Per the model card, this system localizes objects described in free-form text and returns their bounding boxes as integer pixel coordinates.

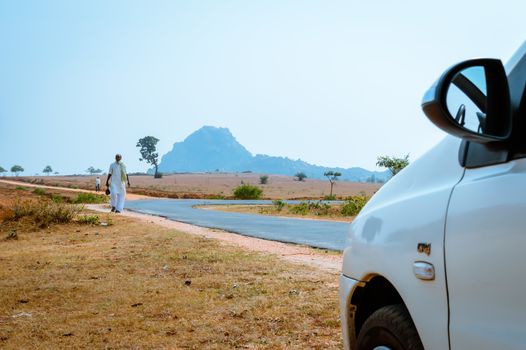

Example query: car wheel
[355,304,424,350]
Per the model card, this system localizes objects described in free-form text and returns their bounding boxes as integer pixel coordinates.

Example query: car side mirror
[421,59,512,143]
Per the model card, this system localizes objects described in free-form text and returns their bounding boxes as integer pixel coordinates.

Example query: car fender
[342,135,464,350]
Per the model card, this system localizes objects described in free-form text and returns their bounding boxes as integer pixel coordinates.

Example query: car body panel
[341,135,465,350]
[446,157,526,349]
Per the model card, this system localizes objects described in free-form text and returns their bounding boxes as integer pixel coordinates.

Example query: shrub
[33,188,46,196]
[288,200,332,216]
[15,186,27,191]
[9,200,82,228]
[154,172,163,179]
[51,195,64,203]
[341,195,369,216]
[11,200,34,220]
[288,201,310,215]
[272,199,286,212]
[73,193,107,204]
[294,172,307,182]
[233,184,263,199]
[34,202,81,227]
[324,194,336,200]
[259,175,269,185]
[314,201,331,216]
[77,214,100,225]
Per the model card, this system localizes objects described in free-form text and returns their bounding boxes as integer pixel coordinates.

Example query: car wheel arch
[349,275,410,342]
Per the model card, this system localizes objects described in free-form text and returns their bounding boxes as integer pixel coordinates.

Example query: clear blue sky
[0,0,524,175]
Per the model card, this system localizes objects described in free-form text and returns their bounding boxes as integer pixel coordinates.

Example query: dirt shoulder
[88,204,342,272]
[0,179,147,200]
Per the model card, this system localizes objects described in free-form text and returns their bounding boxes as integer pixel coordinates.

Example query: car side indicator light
[413,261,435,280]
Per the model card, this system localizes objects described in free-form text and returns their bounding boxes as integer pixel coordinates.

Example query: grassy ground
[200,204,352,222]
[200,197,368,222]
[0,184,342,349]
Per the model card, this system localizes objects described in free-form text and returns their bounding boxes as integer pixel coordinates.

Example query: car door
[445,157,526,349]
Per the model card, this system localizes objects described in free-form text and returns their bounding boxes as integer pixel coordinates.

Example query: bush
[288,201,310,215]
[11,200,34,220]
[294,172,307,182]
[288,200,331,216]
[154,172,163,179]
[315,201,331,215]
[259,175,269,185]
[9,200,82,228]
[324,194,336,200]
[33,188,46,196]
[341,195,368,216]
[73,193,107,204]
[272,199,286,212]
[77,214,100,225]
[34,202,80,227]
[15,186,27,191]
[233,184,263,199]
[51,195,64,203]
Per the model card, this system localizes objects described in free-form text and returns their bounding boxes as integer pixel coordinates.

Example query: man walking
[106,154,130,213]
[95,176,101,192]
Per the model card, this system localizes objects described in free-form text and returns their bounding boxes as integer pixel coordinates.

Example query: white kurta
[109,162,126,211]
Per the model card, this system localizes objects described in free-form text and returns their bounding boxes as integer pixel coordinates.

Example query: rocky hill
[158,126,389,182]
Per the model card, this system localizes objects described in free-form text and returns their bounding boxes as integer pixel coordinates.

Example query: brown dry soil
[14,173,380,200]
[0,182,343,349]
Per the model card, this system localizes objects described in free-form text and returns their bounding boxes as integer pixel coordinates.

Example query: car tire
[354,304,424,350]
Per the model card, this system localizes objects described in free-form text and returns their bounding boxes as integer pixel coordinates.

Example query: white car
[340,41,526,350]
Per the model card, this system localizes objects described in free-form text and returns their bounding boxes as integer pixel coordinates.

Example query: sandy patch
[0,179,147,200]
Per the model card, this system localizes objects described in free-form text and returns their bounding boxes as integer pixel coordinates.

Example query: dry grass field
[0,183,343,349]
[14,173,381,200]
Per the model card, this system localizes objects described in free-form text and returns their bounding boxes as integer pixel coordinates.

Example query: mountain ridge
[158,126,389,182]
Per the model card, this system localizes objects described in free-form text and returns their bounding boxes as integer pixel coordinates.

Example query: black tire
[354,304,424,350]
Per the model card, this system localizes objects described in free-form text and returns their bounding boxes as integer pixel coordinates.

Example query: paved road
[126,199,350,251]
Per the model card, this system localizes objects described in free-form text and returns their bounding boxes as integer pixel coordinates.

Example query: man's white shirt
[108,162,126,194]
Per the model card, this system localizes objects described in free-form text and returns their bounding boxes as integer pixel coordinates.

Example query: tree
[43,165,53,176]
[259,175,269,185]
[11,165,24,176]
[0,166,6,176]
[324,171,342,197]
[295,172,307,182]
[136,136,160,178]
[86,166,103,175]
[376,154,410,176]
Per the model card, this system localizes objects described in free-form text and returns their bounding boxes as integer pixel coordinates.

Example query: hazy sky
[1,0,524,175]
